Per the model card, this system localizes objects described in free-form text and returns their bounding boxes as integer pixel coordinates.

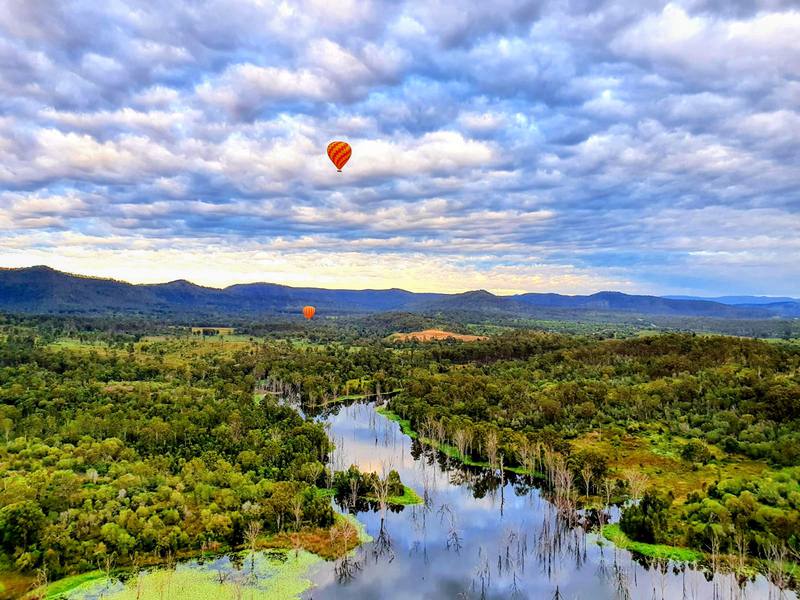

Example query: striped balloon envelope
[302,305,316,320]
[327,141,352,172]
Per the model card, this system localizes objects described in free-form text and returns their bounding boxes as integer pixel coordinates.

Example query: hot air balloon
[327,141,351,172]
[302,306,316,320]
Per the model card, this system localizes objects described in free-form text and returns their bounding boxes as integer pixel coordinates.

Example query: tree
[624,470,649,503]
[0,501,46,551]
[372,471,391,517]
[580,464,593,498]
[101,523,136,556]
[680,439,712,464]
[453,427,472,460]
[620,489,671,544]
[485,430,499,469]
[245,521,261,554]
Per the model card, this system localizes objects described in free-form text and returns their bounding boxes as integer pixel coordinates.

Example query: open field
[389,329,487,342]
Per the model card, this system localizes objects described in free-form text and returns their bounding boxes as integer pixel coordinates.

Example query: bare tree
[291,495,304,531]
[86,468,99,484]
[434,419,446,445]
[100,552,116,579]
[517,439,539,475]
[349,477,359,509]
[34,564,49,598]
[551,455,575,514]
[133,556,144,600]
[245,521,262,554]
[330,520,362,582]
[454,427,472,460]
[734,528,747,575]
[580,464,593,499]
[330,518,356,556]
[423,415,438,442]
[485,430,499,470]
[372,464,393,518]
[624,470,648,502]
[600,478,615,534]
[763,541,789,595]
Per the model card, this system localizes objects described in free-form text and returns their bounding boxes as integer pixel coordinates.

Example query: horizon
[1,2,799,297]
[3,263,797,301]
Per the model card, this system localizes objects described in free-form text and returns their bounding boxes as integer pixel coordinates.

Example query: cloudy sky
[1,0,799,295]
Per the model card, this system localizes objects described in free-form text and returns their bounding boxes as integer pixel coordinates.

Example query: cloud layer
[1,0,798,295]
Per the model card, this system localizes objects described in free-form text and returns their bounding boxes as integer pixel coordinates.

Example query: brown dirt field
[390,329,487,342]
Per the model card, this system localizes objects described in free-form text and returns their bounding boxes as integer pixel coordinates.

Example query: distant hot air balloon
[327,141,351,172]
[302,306,316,320]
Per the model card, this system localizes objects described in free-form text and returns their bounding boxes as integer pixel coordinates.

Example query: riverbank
[378,405,800,587]
[23,514,367,600]
[376,406,543,477]
[377,406,714,568]
[600,524,702,562]
[38,550,322,600]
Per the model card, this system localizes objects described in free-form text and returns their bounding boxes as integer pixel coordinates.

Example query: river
[305,401,793,600]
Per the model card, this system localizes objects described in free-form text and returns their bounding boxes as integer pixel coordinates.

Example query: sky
[0,0,799,296]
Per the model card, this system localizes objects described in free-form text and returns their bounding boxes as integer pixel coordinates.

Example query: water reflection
[305,401,796,600]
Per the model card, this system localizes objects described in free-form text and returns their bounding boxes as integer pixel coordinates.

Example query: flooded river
[305,401,793,600]
[60,400,794,600]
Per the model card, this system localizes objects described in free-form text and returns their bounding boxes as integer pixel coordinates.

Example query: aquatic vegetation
[60,550,321,600]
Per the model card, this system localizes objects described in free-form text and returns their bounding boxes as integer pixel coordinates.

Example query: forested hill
[1,265,797,319]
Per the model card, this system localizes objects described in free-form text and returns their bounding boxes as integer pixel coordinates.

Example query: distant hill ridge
[0,265,797,319]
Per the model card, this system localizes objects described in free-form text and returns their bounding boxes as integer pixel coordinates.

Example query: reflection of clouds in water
[308,403,795,600]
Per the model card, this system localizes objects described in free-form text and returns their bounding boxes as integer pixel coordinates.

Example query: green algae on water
[59,550,321,600]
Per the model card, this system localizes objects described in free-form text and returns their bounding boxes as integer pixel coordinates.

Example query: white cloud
[612,5,800,85]
[0,0,798,296]
[0,236,632,295]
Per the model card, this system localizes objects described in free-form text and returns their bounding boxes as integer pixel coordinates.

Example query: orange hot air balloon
[327,141,351,172]
[302,306,316,320]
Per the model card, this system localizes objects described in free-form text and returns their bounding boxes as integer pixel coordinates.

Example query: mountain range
[1,266,799,320]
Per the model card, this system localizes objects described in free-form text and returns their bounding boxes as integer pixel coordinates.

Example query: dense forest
[0,329,338,595]
[2,317,799,596]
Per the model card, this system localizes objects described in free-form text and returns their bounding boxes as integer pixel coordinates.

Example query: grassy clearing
[570,429,770,502]
[24,570,106,599]
[601,524,703,563]
[389,485,423,505]
[48,338,110,352]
